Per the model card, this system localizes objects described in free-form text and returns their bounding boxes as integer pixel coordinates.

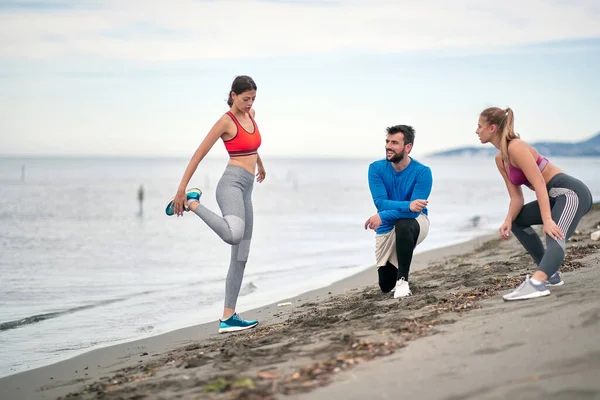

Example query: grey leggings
[192,164,254,309]
[512,173,593,278]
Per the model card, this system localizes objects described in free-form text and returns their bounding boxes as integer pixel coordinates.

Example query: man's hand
[410,199,428,213]
[364,214,382,231]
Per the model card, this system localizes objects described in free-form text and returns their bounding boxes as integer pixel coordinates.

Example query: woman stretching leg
[166,75,266,332]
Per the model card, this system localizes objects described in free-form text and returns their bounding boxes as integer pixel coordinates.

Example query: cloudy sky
[1,0,599,159]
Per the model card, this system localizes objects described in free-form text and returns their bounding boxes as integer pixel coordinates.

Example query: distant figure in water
[137,185,144,216]
[476,107,593,301]
[164,75,265,334]
[470,215,481,228]
[364,125,433,299]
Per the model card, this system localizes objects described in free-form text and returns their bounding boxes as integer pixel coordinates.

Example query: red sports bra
[223,111,262,157]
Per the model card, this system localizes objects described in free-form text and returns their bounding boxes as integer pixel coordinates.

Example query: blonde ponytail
[480,107,520,161]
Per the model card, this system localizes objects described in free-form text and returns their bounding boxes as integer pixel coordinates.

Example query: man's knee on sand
[378,262,397,293]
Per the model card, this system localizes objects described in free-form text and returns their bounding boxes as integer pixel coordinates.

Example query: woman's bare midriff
[523,162,564,190]
[521,145,564,189]
[227,154,258,175]
[541,162,563,185]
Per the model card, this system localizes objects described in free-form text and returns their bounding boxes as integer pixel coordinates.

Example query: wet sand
[2,204,599,400]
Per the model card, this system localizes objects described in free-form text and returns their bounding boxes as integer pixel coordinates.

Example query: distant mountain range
[430,132,600,157]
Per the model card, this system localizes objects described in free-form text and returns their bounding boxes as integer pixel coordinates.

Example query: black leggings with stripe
[512,173,593,278]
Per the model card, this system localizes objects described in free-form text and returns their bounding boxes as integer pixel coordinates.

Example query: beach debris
[283,338,400,387]
[277,302,293,307]
[183,355,211,369]
[257,370,279,380]
[56,220,600,400]
[203,376,256,393]
[591,230,600,241]
[141,352,148,356]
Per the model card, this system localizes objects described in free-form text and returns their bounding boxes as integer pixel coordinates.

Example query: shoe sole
[165,199,175,216]
[218,322,258,334]
[165,189,202,216]
[503,290,551,301]
[165,200,188,216]
[394,292,412,299]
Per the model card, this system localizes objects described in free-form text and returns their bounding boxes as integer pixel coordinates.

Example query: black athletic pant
[511,173,592,278]
[378,218,420,293]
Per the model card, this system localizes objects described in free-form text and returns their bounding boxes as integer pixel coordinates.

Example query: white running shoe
[502,275,550,301]
[394,277,412,299]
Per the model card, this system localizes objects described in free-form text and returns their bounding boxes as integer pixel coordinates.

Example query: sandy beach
[1,204,599,400]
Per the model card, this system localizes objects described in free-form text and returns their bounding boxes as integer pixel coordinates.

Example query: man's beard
[386,150,405,163]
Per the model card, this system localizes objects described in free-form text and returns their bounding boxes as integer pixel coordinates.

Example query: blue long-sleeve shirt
[368,158,433,234]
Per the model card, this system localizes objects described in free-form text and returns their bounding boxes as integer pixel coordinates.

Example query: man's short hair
[386,125,415,146]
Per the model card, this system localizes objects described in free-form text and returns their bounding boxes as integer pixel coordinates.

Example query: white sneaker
[394,277,412,298]
[502,275,550,301]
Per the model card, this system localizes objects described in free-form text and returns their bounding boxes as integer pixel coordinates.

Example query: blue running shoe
[165,188,202,216]
[545,271,564,287]
[218,313,258,333]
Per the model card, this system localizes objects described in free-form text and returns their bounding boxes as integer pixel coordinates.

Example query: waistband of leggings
[223,163,255,179]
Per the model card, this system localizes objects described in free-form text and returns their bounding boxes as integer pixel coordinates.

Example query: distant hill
[430,132,600,157]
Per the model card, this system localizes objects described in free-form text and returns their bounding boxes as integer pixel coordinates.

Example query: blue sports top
[368,158,433,234]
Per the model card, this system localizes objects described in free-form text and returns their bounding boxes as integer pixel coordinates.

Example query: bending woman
[166,75,266,332]
[476,107,592,301]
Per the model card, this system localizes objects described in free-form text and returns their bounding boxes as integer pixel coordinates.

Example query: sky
[0,0,599,159]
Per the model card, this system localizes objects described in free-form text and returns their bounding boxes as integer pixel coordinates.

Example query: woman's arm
[495,152,524,239]
[250,109,265,183]
[495,152,524,222]
[508,141,564,240]
[507,141,550,220]
[173,117,227,216]
[256,153,266,183]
